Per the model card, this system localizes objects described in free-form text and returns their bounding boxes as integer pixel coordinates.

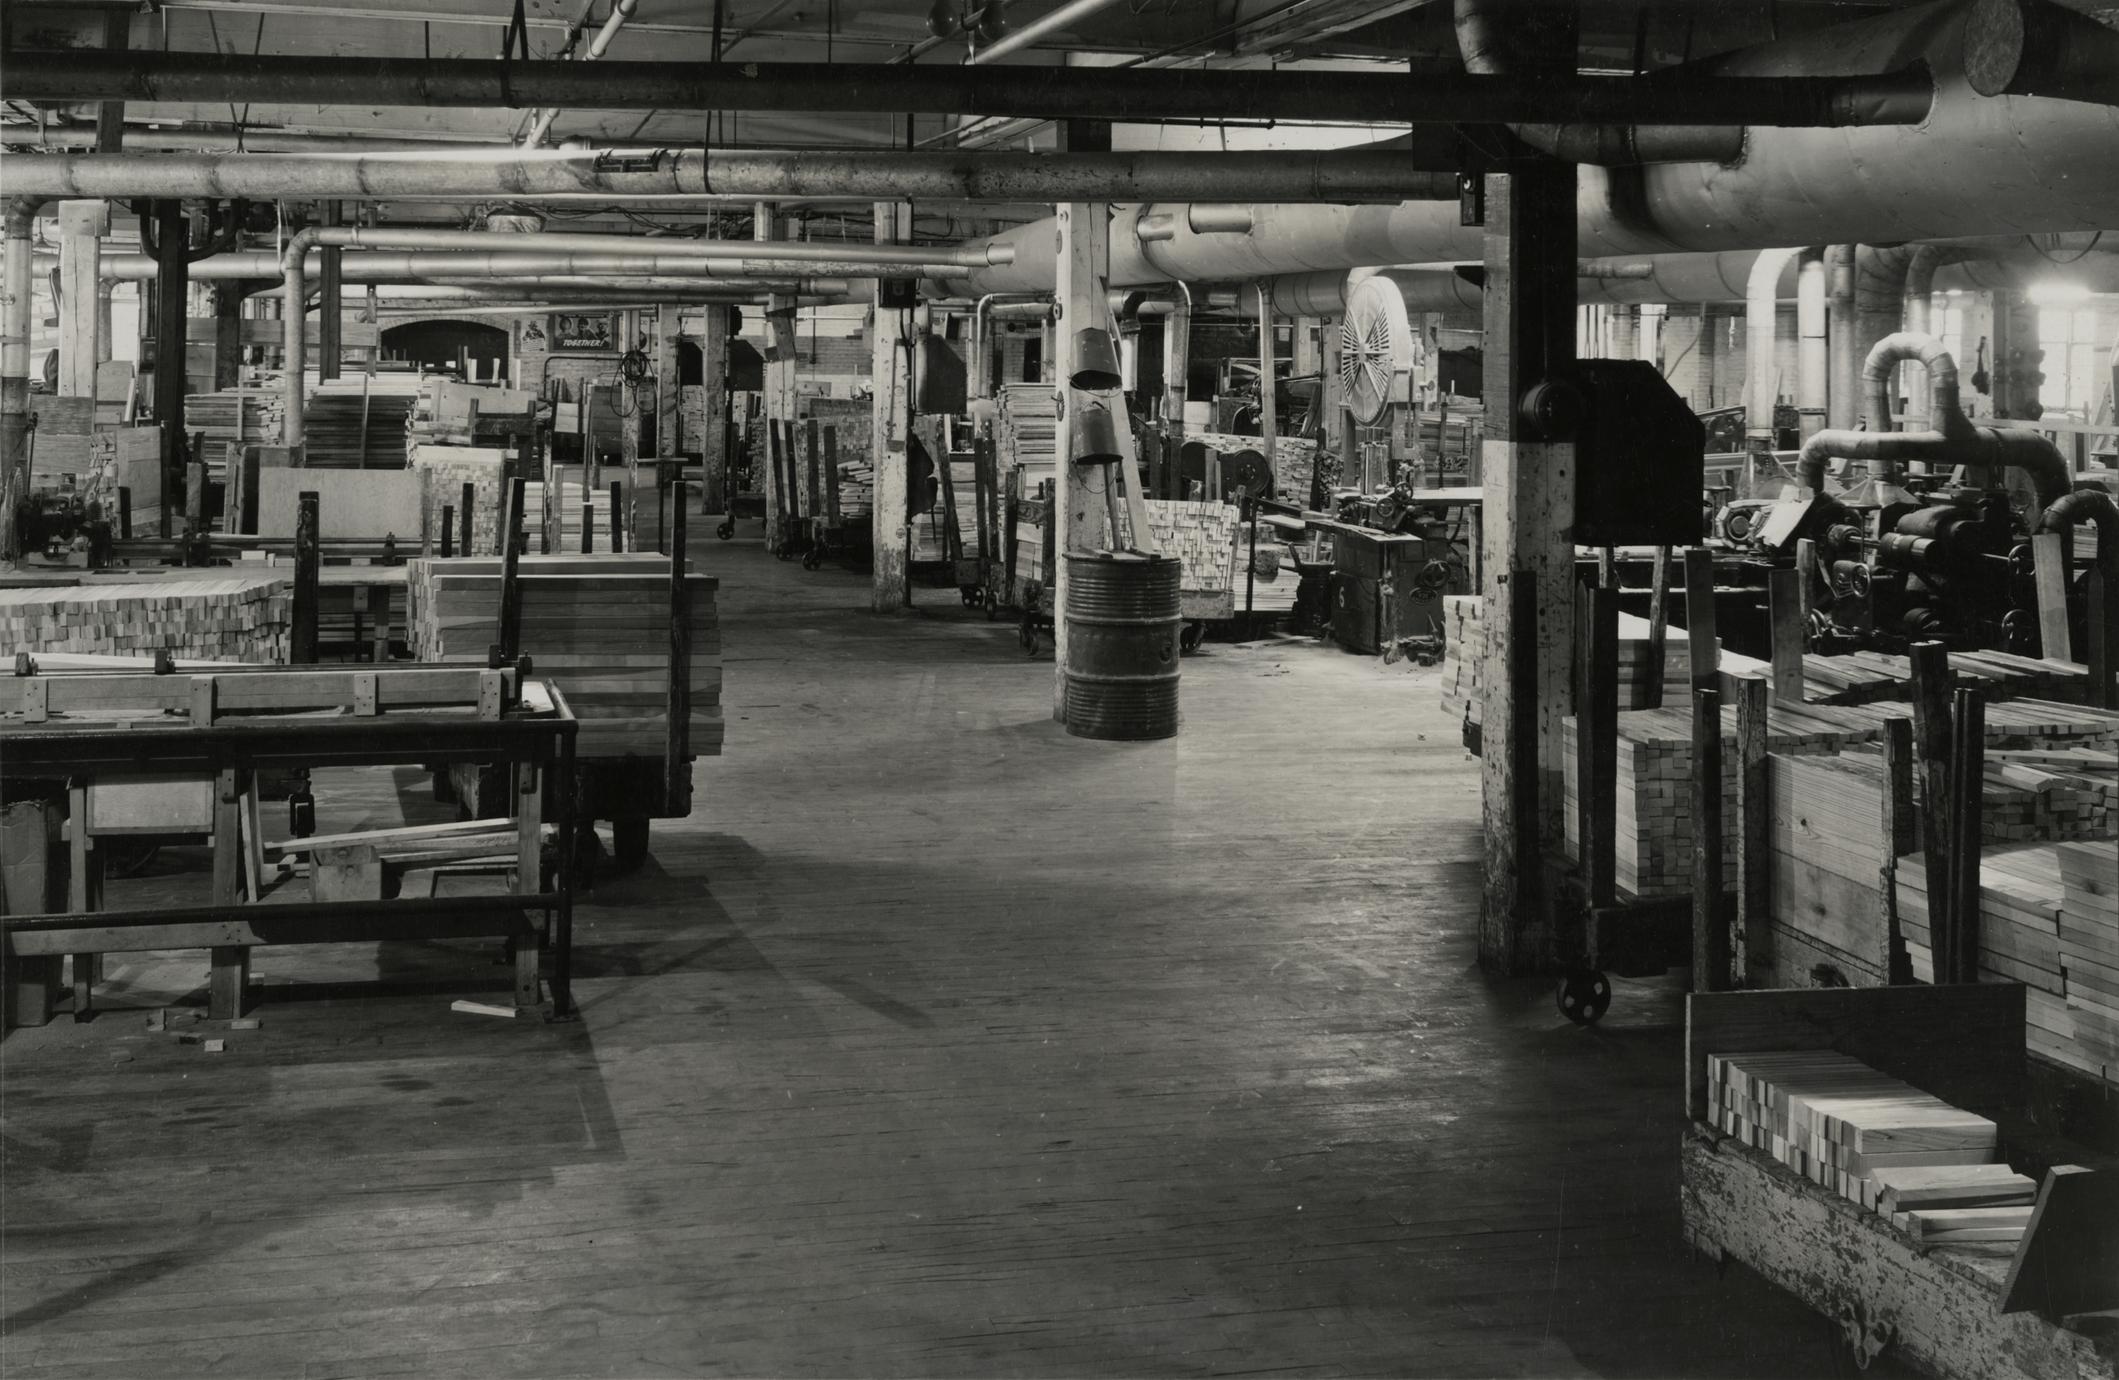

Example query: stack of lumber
[1441,596,1483,726]
[1011,492,1052,586]
[911,452,979,564]
[1404,406,1482,486]
[1805,648,2093,706]
[1189,429,1319,507]
[835,457,874,518]
[408,378,538,450]
[185,385,283,449]
[996,384,1057,492]
[1563,700,1885,898]
[1442,598,1737,729]
[2057,840,2119,1075]
[409,446,508,558]
[1705,1050,2026,1248]
[406,554,723,760]
[0,577,289,662]
[303,375,419,469]
[527,472,620,555]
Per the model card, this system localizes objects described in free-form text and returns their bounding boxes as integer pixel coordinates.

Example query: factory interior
[2,0,2118,1376]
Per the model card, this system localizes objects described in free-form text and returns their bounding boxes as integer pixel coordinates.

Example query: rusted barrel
[1062,552,1182,740]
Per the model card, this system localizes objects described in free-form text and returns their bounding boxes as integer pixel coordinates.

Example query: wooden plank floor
[1,533,1909,1378]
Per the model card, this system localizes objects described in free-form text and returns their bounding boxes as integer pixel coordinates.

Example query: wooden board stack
[1441,598,1731,731]
[406,554,723,761]
[1705,1050,2030,1249]
[1564,700,1884,897]
[184,386,284,449]
[0,577,290,662]
[25,396,95,477]
[996,385,1057,493]
[911,453,980,564]
[1187,429,1320,507]
[1805,647,2092,706]
[1440,596,1484,728]
[409,446,508,558]
[408,378,537,449]
[527,472,620,554]
[303,375,421,469]
[2057,840,2119,1076]
[835,457,874,518]
[1143,500,1240,595]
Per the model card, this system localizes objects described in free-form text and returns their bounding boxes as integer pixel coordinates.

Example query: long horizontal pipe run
[0,149,1452,204]
[2,52,1934,128]
[34,250,962,283]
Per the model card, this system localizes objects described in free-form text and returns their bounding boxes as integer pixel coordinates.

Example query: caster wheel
[961,586,979,609]
[1180,622,1205,654]
[611,817,651,869]
[802,550,822,571]
[716,520,734,541]
[1556,968,1612,1026]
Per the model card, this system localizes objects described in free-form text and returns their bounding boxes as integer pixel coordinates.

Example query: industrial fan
[1338,274,1419,426]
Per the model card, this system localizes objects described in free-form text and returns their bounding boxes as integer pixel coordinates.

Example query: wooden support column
[1734,674,1770,987]
[1476,151,1577,976]
[620,310,644,472]
[871,200,912,612]
[1907,641,1955,976]
[699,303,730,511]
[655,303,680,460]
[57,200,107,400]
[317,201,342,383]
[151,201,189,533]
[1162,290,1191,490]
[1053,123,1114,720]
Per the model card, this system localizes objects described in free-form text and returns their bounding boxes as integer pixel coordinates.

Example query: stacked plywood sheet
[0,577,289,662]
[407,554,722,760]
[409,446,508,558]
[1706,1051,2010,1226]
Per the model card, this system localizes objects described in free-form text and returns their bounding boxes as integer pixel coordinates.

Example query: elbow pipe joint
[2037,487,2119,587]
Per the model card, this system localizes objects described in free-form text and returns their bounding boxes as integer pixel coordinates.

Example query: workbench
[0,661,577,1024]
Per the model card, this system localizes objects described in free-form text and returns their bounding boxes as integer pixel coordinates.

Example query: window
[2037,302,2116,419]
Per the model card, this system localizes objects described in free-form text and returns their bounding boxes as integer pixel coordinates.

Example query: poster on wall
[549,311,617,353]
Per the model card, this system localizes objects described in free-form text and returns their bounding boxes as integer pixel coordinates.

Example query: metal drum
[1061,552,1182,741]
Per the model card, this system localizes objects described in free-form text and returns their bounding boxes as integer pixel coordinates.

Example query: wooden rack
[0,661,578,1024]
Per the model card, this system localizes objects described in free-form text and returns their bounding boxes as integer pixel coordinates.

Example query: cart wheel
[960,585,980,609]
[611,817,651,869]
[716,520,734,541]
[1180,621,1205,654]
[1556,968,1612,1026]
[1020,611,1040,656]
[802,548,823,571]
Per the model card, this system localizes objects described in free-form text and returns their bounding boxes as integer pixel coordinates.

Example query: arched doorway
[380,320,509,378]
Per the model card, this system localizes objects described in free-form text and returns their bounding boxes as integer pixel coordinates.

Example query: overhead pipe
[34,248,981,282]
[949,3,2118,295]
[0,148,1448,206]
[1136,204,1258,242]
[1796,332,2070,501]
[1963,0,2119,105]
[3,52,1935,130]
[1453,0,1749,165]
[1746,248,1803,449]
[965,0,1127,65]
[2036,489,2119,625]
[521,0,644,148]
[2,199,41,565]
[971,292,1050,401]
[1826,244,1859,431]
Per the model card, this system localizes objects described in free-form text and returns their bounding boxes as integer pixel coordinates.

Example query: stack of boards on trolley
[1705,1049,2040,1251]
[407,553,723,761]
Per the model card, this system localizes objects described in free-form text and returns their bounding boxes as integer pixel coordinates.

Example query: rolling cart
[714,420,767,542]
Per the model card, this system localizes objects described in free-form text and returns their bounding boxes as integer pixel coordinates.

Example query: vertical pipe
[318,202,342,383]
[1826,244,1858,434]
[283,258,306,454]
[1796,248,1828,443]
[1,199,41,565]
[1163,283,1192,474]
[1255,282,1278,467]
[1744,248,1799,451]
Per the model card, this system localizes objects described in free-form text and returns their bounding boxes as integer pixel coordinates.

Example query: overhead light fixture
[926,1,960,38]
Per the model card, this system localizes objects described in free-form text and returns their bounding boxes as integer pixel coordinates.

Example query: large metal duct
[947,2,2119,294]
[1453,0,1747,165]
[1796,332,2070,499]
[1827,245,1859,431]
[1746,249,1803,448]
[1797,249,1830,441]
[5,53,1930,131]
[0,148,1451,205]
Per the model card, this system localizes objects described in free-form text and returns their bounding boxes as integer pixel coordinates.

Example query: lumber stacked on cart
[836,457,874,517]
[1804,648,2093,706]
[1704,1050,2032,1248]
[0,577,289,662]
[1189,429,1320,507]
[409,446,508,558]
[1445,598,1725,730]
[1144,500,1239,595]
[408,379,537,449]
[996,385,1057,492]
[407,554,722,760]
[527,471,620,554]
[25,396,95,476]
[2056,840,2119,1075]
[911,452,979,564]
